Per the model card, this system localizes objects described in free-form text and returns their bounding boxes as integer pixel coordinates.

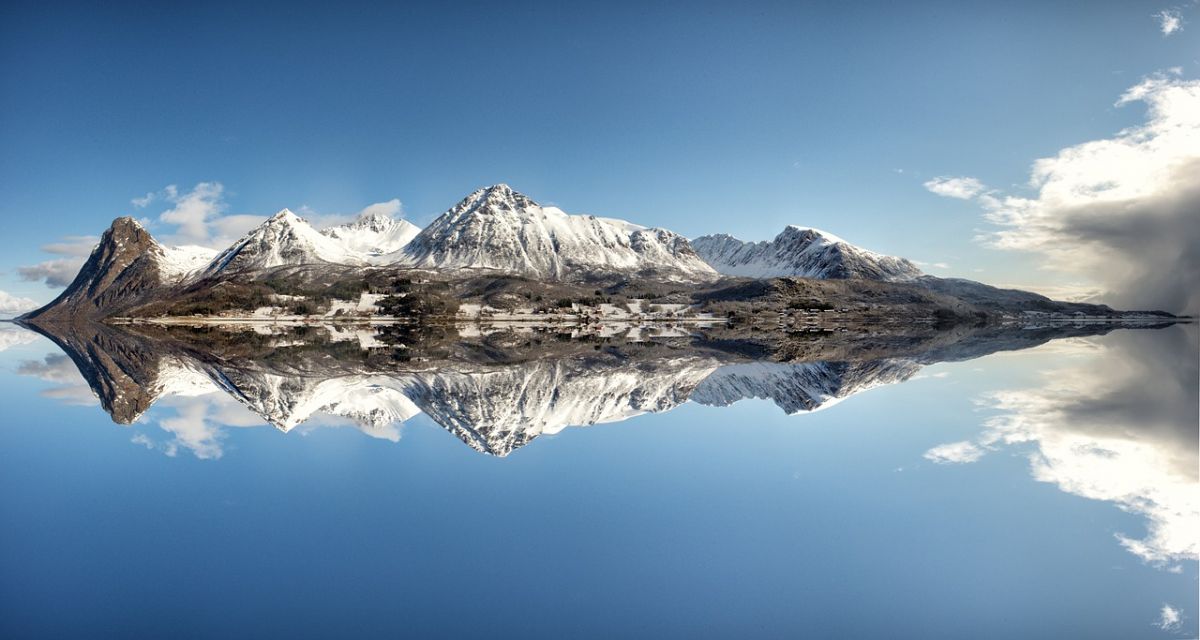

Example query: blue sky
[1,0,1197,309]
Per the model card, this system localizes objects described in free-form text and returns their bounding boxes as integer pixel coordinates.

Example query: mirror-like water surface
[0,321,1195,638]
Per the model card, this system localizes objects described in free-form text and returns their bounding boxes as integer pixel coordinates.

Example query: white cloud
[157,182,228,246]
[1154,9,1183,35]
[924,176,986,199]
[0,290,39,315]
[935,72,1200,314]
[131,191,156,208]
[357,198,402,219]
[1156,603,1182,631]
[923,441,985,464]
[154,398,229,459]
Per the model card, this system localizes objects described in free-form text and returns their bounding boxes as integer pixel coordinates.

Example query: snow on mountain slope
[401,184,718,282]
[205,368,422,433]
[321,211,421,264]
[201,209,363,277]
[397,355,721,456]
[159,245,218,282]
[692,226,922,281]
[690,359,922,414]
[191,354,715,455]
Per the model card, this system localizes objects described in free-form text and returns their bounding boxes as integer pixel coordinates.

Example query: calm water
[0,321,1195,639]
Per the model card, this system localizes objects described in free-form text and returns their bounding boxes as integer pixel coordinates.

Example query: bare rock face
[22,217,168,322]
[22,321,165,423]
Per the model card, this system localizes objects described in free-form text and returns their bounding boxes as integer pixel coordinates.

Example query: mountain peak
[321,210,421,261]
[111,216,146,231]
[21,216,165,321]
[403,185,717,281]
[201,208,362,277]
[459,183,538,213]
[693,226,922,281]
[778,225,847,245]
[268,208,301,223]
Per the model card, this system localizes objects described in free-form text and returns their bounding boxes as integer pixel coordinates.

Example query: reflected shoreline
[14,317,1185,457]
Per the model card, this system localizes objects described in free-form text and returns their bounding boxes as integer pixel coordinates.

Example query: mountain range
[21,183,1168,322]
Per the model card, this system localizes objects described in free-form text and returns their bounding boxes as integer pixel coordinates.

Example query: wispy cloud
[1154,9,1183,36]
[924,176,986,200]
[926,71,1200,314]
[16,234,100,289]
[1156,603,1183,631]
[356,198,402,219]
[923,441,985,464]
[38,235,100,257]
[17,353,98,406]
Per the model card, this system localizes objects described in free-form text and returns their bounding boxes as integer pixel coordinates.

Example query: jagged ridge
[692,226,922,281]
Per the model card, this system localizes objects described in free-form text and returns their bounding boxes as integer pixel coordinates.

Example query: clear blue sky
[1,0,1196,304]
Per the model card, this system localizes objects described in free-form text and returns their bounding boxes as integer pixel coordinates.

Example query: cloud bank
[0,324,41,350]
[0,290,39,315]
[923,328,1199,568]
[927,72,1200,313]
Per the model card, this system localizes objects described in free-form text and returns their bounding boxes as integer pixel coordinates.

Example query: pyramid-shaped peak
[458,183,538,212]
[269,208,302,222]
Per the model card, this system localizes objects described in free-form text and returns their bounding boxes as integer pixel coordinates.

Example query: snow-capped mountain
[402,184,718,282]
[692,226,922,281]
[321,211,421,264]
[201,209,364,277]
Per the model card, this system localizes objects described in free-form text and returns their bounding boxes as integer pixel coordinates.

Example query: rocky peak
[22,217,167,321]
[455,184,538,215]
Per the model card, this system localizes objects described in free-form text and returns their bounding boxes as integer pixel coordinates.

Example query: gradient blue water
[0,325,1195,639]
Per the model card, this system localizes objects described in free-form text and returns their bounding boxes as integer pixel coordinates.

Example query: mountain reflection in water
[16,319,1185,459]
